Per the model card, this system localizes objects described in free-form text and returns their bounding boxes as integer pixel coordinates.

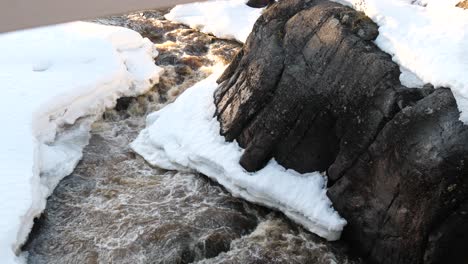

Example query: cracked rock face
[214,0,468,263]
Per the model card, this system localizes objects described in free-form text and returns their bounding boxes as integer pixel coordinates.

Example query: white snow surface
[165,0,263,43]
[131,67,347,241]
[0,22,162,263]
[332,0,468,122]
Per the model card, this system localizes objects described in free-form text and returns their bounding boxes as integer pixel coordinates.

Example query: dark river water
[23,9,359,264]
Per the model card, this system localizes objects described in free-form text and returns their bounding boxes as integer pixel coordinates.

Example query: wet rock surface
[214,0,468,263]
[24,10,358,264]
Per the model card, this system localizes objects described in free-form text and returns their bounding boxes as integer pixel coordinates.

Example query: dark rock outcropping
[214,0,468,263]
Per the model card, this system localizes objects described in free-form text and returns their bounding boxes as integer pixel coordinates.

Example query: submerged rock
[214,0,468,263]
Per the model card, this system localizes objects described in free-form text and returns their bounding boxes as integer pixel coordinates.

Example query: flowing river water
[23,10,360,264]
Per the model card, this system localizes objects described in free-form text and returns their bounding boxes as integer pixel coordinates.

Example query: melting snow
[165,0,263,43]
[0,22,162,263]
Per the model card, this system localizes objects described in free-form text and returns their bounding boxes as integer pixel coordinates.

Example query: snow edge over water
[131,68,346,241]
[0,22,162,264]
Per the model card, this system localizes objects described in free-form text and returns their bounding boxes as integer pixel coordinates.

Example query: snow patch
[131,67,346,241]
[0,22,162,263]
[165,0,263,43]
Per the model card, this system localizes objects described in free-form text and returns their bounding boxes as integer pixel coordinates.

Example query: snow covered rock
[214,0,468,263]
[165,0,263,43]
[0,22,162,264]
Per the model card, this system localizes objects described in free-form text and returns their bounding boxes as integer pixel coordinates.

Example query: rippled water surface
[23,10,359,264]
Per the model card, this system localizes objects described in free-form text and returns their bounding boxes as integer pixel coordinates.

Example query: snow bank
[333,0,468,122]
[165,0,263,43]
[0,22,162,263]
[131,67,346,241]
